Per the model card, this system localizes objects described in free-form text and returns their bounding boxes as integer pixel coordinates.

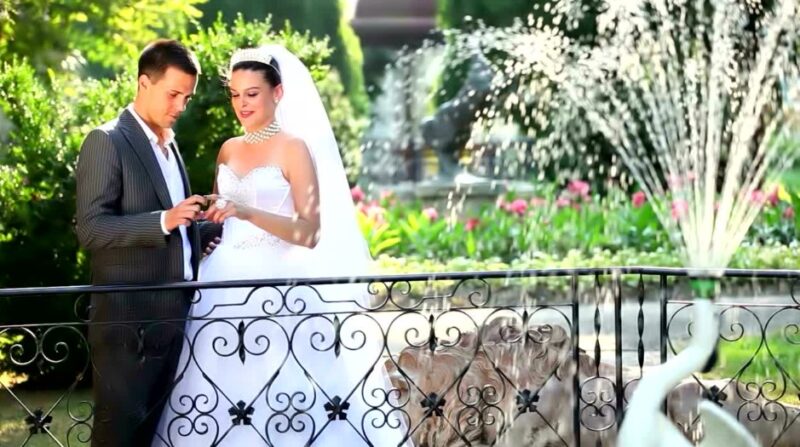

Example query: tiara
[228,47,277,73]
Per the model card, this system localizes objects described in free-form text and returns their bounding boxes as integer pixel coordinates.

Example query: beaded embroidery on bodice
[215,163,294,249]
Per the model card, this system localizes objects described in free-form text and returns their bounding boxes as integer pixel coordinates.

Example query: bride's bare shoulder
[217,136,246,164]
[275,134,313,176]
[279,132,309,155]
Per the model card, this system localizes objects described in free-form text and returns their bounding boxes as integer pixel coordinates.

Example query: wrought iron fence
[0,267,798,446]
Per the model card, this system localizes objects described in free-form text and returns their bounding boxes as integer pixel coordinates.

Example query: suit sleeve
[198,221,223,249]
[75,129,168,249]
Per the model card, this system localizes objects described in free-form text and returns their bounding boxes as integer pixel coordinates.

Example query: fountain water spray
[447,0,800,443]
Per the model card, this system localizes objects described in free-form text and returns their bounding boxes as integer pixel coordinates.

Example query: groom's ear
[138,74,151,92]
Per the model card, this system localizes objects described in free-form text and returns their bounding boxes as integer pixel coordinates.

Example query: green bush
[0,58,132,325]
[317,70,365,182]
[0,58,132,288]
[356,181,800,265]
[333,0,368,115]
[178,15,365,191]
[0,58,132,386]
[356,181,670,262]
[0,0,205,75]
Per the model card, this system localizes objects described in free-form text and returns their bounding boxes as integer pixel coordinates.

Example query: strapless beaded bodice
[215,163,294,249]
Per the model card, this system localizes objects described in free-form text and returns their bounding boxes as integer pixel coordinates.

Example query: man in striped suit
[75,39,220,446]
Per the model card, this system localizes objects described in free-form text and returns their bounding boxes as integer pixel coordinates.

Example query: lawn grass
[0,387,92,446]
[709,333,800,406]
[781,168,800,191]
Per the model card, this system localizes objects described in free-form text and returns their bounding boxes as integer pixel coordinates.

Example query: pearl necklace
[243,121,281,144]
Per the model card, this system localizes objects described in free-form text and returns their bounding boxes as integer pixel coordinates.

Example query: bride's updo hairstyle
[224,48,282,88]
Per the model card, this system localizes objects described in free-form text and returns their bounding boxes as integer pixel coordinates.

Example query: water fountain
[400,0,800,443]
[574,2,800,445]
[359,42,538,210]
[360,44,445,185]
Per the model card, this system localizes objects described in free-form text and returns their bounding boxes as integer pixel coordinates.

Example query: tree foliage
[0,0,205,74]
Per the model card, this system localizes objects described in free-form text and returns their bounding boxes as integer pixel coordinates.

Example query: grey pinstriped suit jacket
[76,109,210,285]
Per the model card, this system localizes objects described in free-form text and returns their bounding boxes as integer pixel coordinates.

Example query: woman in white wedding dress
[152,45,409,447]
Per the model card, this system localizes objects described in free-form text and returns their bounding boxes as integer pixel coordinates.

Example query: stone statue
[420,54,494,182]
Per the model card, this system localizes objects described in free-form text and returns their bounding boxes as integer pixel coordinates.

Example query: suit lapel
[118,109,172,210]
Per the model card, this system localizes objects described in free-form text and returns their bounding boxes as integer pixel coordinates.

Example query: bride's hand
[204,194,253,224]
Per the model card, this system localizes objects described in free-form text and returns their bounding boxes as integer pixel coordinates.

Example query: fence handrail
[2,265,798,446]
[2,266,800,297]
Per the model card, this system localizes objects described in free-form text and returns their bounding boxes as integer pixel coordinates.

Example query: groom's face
[138,66,198,129]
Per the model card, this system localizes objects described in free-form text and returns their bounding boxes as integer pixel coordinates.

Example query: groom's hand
[203,237,222,257]
[164,195,207,231]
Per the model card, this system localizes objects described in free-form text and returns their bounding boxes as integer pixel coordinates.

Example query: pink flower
[632,191,646,208]
[465,218,480,231]
[422,207,438,221]
[496,197,507,209]
[767,188,779,206]
[567,180,590,199]
[750,189,766,205]
[783,207,795,219]
[366,205,386,224]
[351,185,365,203]
[671,199,689,220]
[379,190,396,205]
[509,198,528,215]
[556,197,571,208]
[530,197,547,207]
[358,202,385,224]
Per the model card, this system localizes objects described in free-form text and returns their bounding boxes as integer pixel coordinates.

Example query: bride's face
[228,69,282,132]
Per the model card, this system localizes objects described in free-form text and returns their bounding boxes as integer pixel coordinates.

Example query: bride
[153,45,409,446]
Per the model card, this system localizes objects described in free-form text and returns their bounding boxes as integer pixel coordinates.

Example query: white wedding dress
[153,164,408,446]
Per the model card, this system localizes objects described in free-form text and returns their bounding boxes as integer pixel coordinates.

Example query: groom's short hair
[138,39,201,82]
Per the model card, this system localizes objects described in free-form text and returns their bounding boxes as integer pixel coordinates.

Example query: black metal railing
[1,267,798,446]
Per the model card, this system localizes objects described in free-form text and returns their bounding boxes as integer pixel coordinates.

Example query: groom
[75,39,220,446]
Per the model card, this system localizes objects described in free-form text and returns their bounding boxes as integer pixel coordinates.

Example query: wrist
[241,205,254,221]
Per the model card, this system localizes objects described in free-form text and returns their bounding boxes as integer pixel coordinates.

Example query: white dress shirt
[128,105,193,281]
